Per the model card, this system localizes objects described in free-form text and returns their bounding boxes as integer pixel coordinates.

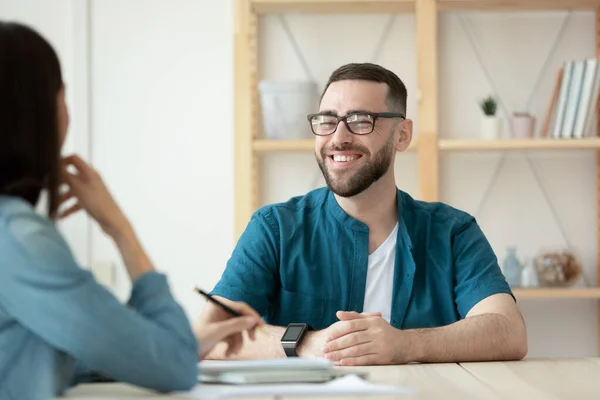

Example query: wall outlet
[90,261,115,288]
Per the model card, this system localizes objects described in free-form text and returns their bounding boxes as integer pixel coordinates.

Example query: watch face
[282,324,305,341]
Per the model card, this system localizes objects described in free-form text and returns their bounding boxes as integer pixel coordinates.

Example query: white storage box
[258,80,318,140]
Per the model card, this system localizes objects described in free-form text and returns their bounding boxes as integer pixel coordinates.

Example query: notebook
[197,358,367,385]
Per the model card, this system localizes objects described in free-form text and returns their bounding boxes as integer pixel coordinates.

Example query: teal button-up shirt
[212,187,513,330]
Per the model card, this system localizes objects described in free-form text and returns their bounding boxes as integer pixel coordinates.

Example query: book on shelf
[542,57,600,139]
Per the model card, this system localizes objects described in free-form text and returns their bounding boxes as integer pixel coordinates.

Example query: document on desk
[175,374,417,398]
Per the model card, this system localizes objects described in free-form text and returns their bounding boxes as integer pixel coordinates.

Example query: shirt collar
[325,187,413,253]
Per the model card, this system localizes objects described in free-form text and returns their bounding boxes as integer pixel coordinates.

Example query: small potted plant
[510,111,536,138]
[479,95,500,139]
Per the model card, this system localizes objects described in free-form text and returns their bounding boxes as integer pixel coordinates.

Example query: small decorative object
[520,259,540,288]
[503,246,523,288]
[479,95,500,140]
[510,112,536,138]
[534,249,582,287]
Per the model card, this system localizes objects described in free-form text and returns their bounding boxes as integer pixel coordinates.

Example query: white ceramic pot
[511,114,535,138]
[481,115,500,140]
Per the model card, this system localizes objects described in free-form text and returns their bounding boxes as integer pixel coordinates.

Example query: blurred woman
[0,20,262,399]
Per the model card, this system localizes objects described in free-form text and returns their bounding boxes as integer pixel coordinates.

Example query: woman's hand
[58,154,128,237]
[194,298,264,359]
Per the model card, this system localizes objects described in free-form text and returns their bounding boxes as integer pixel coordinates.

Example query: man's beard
[316,133,394,198]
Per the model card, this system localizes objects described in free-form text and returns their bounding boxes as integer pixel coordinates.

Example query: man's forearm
[407,313,527,363]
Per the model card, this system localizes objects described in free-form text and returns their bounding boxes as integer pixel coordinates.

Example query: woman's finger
[58,189,75,206]
[229,301,262,322]
[62,154,93,182]
[216,316,258,337]
[225,335,243,356]
[61,168,84,188]
[58,203,82,219]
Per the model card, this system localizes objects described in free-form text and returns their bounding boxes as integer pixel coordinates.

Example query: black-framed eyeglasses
[307,112,405,136]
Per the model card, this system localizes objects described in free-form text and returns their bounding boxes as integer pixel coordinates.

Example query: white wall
[88,0,235,320]
[1,1,597,358]
[0,0,91,265]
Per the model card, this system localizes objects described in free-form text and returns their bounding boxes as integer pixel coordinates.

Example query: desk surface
[59,358,600,400]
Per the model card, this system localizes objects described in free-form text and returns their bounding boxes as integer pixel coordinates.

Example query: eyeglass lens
[310,114,374,135]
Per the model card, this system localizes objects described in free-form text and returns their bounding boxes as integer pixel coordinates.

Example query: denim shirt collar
[325,188,414,249]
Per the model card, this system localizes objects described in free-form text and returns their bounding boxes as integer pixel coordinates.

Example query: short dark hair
[0,21,63,218]
[321,62,407,114]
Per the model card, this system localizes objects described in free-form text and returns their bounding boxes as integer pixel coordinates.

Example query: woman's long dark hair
[0,21,63,218]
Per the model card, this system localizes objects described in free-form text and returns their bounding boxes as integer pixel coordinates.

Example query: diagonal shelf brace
[456,11,591,286]
[462,11,571,217]
[277,13,398,88]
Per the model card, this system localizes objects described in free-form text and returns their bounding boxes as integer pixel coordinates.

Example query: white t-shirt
[362,222,398,323]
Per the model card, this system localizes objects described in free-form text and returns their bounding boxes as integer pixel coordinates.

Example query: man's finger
[336,311,381,321]
[326,319,369,342]
[339,353,379,367]
[324,342,373,362]
[323,331,368,353]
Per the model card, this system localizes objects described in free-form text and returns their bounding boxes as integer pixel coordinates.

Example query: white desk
[59,358,600,400]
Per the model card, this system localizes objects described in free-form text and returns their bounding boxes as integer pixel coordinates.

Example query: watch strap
[282,342,298,357]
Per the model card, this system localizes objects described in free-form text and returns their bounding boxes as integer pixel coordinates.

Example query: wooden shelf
[438,0,600,11]
[439,138,600,151]
[250,0,600,14]
[253,138,418,152]
[251,0,415,14]
[513,288,600,299]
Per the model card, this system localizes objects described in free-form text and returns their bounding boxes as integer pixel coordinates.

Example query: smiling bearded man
[196,62,528,366]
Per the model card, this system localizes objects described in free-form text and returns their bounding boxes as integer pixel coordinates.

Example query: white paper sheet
[175,374,417,398]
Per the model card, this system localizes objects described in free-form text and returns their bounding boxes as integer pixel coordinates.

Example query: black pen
[193,286,265,333]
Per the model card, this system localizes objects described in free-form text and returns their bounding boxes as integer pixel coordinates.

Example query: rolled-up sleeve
[210,208,280,317]
[452,216,515,318]
[0,222,199,392]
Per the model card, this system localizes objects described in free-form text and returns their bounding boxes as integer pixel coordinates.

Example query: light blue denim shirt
[0,196,199,399]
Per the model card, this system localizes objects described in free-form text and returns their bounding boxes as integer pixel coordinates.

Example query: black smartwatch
[281,323,310,357]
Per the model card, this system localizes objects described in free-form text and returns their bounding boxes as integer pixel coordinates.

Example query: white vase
[481,115,500,140]
[511,114,535,138]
